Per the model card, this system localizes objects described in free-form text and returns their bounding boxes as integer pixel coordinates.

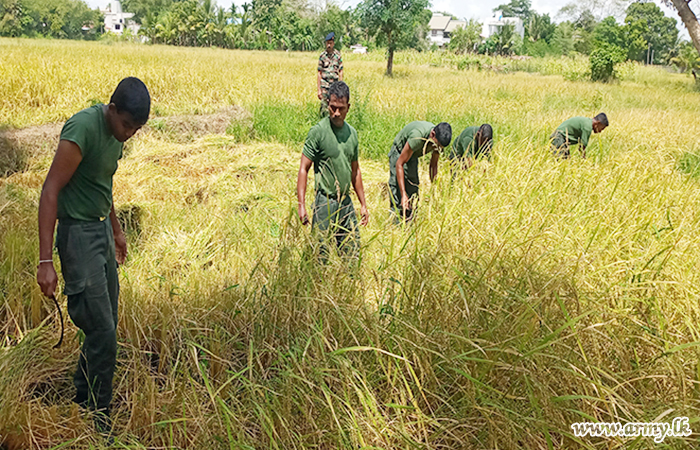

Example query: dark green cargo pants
[550,131,570,159]
[56,218,119,413]
[388,146,419,221]
[312,190,359,261]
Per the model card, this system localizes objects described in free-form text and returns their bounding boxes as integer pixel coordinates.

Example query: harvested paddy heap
[2,39,700,449]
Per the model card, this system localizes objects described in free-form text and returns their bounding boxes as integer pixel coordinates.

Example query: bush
[457,56,482,71]
[590,44,625,82]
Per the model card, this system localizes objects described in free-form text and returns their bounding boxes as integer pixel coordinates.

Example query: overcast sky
[87,0,688,37]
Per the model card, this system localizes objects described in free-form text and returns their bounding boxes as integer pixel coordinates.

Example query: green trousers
[57,218,119,413]
[312,190,359,261]
[550,131,570,159]
[388,146,419,220]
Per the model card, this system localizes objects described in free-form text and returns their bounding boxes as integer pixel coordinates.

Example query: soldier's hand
[299,206,310,226]
[37,262,58,298]
[114,230,128,265]
[401,195,411,216]
[360,205,369,226]
[317,91,323,100]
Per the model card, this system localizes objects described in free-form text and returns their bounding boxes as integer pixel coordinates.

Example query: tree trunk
[386,29,394,76]
[670,0,700,56]
[387,47,394,76]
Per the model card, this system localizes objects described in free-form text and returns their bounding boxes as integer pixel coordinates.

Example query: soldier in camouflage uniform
[317,32,343,117]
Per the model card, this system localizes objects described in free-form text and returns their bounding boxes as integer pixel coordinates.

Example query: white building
[482,11,524,39]
[102,0,140,35]
[350,44,367,54]
[428,13,466,47]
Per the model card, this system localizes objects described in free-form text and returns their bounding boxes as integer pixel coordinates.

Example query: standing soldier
[317,32,344,117]
[298,81,369,263]
[36,77,150,438]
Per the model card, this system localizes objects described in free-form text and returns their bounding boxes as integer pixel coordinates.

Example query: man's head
[429,122,452,151]
[325,32,335,53]
[327,81,350,128]
[592,112,608,133]
[476,123,493,151]
[107,77,150,142]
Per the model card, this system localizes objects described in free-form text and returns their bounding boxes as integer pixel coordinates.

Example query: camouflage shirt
[318,49,343,96]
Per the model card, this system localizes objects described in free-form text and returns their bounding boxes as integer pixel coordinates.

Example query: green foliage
[456,55,482,70]
[480,23,521,56]
[590,43,625,82]
[447,19,481,54]
[526,12,555,43]
[551,21,574,56]
[523,39,554,57]
[356,0,430,75]
[677,151,700,178]
[624,2,678,64]
[253,101,317,144]
[593,16,624,49]
[493,0,532,21]
[670,40,700,73]
[0,0,102,39]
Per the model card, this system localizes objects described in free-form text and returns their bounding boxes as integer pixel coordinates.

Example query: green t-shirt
[302,117,358,198]
[450,126,477,159]
[391,121,435,160]
[388,121,434,188]
[57,104,123,221]
[555,117,593,148]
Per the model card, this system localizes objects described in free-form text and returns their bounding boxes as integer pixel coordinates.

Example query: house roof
[428,15,451,31]
[445,20,466,33]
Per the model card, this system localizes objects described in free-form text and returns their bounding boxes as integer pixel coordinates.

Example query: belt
[318,190,348,202]
[58,216,107,225]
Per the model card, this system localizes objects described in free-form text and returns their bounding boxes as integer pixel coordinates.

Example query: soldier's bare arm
[37,140,83,297]
[297,154,314,225]
[351,160,368,226]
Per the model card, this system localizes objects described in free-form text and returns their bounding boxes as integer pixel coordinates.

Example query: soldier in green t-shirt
[37,77,150,436]
[551,113,609,159]
[298,81,368,261]
[448,124,493,169]
[388,121,452,220]
[317,32,343,117]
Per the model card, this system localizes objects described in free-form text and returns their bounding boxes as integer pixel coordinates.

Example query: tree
[670,40,700,72]
[662,0,700,60]
[593,16,624,49]
[526,12,555,43]
[317,4,351,49]
[590,43,625,81]
[356,0,429,76]
[448,19,481,54]
[572,9,596,54]
[493,0,531,21]
[482,23,520,55]
[558,0,631,22]
[624,2,678,64]
[0,0,25,36]
[122,0,174,24]
[551,21,574,56]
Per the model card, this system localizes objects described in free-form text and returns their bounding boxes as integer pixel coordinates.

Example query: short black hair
[110,77,151,124]
[328,81,350,102]
[478,123,493,142]
[594,112,608,127]
[434,122,452,148]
